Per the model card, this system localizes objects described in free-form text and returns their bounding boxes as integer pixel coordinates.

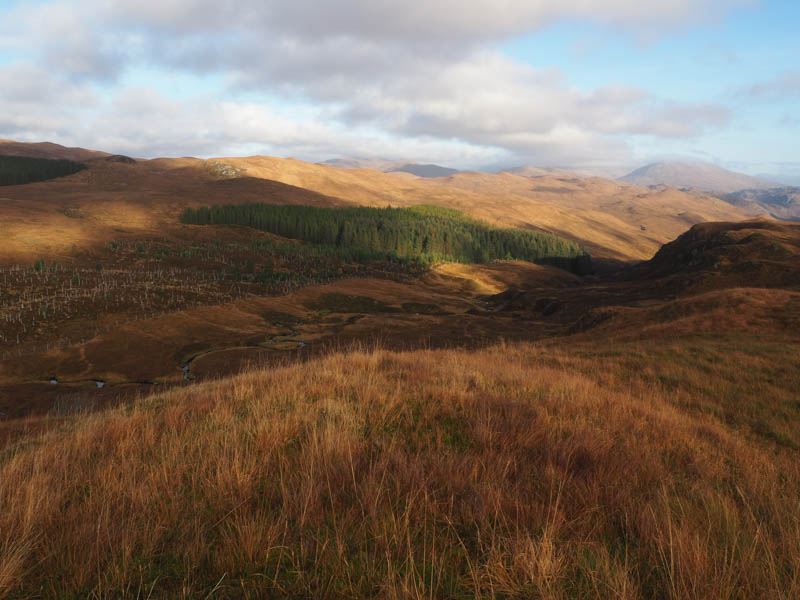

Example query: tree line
[181,203,592,273]
[0,156,86,186]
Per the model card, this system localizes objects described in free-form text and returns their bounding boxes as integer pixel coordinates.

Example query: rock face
[620,161,777,193]
[205,161,245,178]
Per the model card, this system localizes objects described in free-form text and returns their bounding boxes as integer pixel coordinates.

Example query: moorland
[0,141,798,598]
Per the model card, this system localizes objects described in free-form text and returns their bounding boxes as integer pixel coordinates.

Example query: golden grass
[1,336,799,598]
[219,156,757,260]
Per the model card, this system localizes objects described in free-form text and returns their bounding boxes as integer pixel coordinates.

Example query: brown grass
[1,337,799,598]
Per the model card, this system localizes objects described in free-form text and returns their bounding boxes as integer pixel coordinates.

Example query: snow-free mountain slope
[620,161,777,193]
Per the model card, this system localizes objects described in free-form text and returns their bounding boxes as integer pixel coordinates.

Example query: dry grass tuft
[1,338,799,598]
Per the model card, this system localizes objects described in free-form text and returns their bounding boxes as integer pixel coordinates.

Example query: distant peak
[619,161,778,193]
[321,157,459,178]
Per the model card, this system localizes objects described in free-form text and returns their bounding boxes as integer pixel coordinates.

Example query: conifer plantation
[181,203,592,273]
[0,156,86,186]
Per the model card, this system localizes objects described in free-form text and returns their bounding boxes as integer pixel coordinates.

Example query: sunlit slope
[0,156,344,264]
[218,156,757,260]
[0,142,759,264]
[0,142,755,262]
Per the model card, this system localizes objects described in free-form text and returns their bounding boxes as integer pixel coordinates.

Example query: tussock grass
[1,339,799,598]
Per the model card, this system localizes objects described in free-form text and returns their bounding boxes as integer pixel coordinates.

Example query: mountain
[321,158,459,178]
[637,218,800,288]
[392,163,459,178]
[720,187,800,221]
[619,161,777,193]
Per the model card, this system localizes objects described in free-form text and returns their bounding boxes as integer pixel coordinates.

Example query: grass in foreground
[1,337,799,598]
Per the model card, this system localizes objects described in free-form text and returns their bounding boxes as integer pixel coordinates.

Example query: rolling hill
[0,140,761,264]
[1,217,798,598]
[213,155,758,261]
[0,139,109,162]
[1,139,798,599]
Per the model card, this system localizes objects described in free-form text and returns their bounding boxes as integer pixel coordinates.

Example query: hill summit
[620,161,777,193]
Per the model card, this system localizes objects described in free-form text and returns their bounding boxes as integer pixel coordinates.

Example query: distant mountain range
[321,158,459,178]
[720,188,800,222]
[756,173,800,187]
[618,161,799,220]
[619,161,777,193]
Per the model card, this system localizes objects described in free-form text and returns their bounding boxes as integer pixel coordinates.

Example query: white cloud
[0,0,749,166]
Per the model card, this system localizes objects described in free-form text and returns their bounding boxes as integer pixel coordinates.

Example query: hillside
[0,139,108,162]
[0,141,761,264]
[1,143,798,597]
[620,161,777,193]
[0,141,790,418]
[641,219,800,283]
[500,165,585,178]
[214,156,757,261]
[2,332,798,598]
[721,187,800,221]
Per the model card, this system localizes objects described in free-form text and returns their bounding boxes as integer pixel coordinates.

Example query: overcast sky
[0,0,797,177]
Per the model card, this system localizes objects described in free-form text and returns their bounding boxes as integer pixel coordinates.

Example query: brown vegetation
[1,141,798,598]
[1,335,799,598]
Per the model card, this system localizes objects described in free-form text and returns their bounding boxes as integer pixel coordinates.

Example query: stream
[181,329,306,381]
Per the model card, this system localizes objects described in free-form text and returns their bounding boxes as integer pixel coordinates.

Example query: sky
[0,0,797,178]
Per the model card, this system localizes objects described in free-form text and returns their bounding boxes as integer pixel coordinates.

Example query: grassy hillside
[215,155,758,260]
[0,148,757,265]
[2,336,799,598]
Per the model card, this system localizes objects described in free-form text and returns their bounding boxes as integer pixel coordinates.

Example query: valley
[0,142,798,599]
[2,2,798,596]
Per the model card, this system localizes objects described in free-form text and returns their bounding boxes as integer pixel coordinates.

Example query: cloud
[744,71,800,98]
[98,0,754,40]
[0,0,748,166]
